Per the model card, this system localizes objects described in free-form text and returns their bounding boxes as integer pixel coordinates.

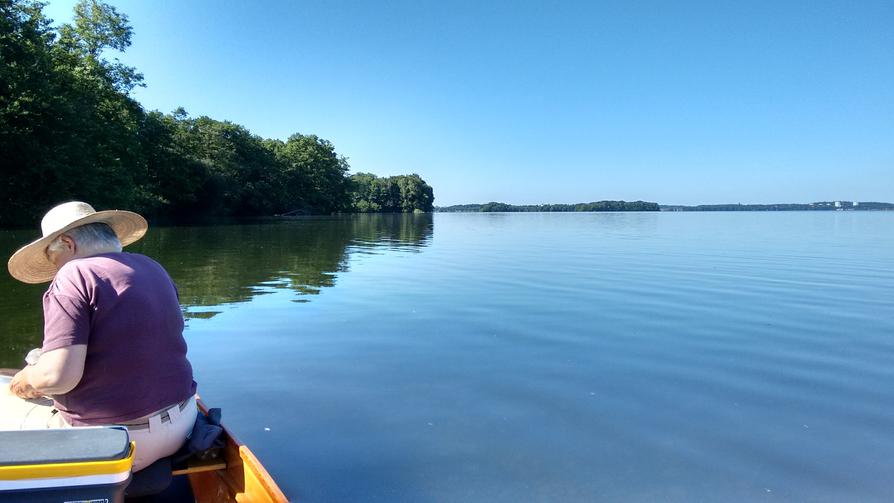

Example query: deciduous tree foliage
[0,0,434,227]
[349,173,434,213]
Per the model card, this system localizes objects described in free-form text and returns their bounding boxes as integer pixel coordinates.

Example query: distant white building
[834,201,842,208]
[854,201,860,207]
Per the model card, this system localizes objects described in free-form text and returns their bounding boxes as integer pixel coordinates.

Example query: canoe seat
[171,454,227,475]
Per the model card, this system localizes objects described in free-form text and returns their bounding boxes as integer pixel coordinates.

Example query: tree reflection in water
[0,213,433,366]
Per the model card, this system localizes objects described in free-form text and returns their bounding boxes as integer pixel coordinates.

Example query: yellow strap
[0,442,134,480]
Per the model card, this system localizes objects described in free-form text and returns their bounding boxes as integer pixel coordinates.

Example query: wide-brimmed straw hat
[7,201,148,284]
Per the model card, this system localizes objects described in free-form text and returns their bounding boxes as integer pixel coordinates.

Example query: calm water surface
[2,212,893,502]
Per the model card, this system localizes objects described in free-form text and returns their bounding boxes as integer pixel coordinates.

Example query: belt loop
[44,409,59,429]
[149,412,163,433]
[168,402,182,423]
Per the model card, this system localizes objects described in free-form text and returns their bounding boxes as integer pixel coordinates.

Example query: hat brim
[7,210,148,284]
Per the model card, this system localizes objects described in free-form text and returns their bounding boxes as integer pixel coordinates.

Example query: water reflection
[0,214,433,366]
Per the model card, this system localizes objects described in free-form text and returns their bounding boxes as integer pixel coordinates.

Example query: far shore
[435,200,893,213]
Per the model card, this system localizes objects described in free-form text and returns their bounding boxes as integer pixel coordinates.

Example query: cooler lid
[0,426,130,466]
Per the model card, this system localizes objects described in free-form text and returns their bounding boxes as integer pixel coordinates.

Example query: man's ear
[60,234,77,252]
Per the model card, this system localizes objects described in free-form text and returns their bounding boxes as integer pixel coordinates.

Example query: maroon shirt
[42,252,196,426]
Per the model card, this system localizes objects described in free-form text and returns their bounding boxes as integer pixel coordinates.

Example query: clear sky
[44,0,893,206]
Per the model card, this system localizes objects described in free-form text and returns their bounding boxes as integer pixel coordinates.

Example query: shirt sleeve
[42,290,91,352]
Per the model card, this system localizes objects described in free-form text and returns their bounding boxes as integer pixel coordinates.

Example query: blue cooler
[0,426,134,503]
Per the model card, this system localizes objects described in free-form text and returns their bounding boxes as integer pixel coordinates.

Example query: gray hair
[48,222,123,256]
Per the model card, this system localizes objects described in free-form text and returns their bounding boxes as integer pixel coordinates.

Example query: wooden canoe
[182,398,288,502]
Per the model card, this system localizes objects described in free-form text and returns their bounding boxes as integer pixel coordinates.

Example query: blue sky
[45,0,893,206]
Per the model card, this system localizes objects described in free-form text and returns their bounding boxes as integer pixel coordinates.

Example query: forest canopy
[0,0,434,227]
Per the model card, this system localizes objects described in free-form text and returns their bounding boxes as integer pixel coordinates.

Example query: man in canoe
[4,201,198,472]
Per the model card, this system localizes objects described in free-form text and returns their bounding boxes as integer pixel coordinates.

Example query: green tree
[138,109,211,216]
[349,173,434,213]
[52,0,147,210]
[0,0,435,226]
[0,0,61,226]
[272,134,351,214]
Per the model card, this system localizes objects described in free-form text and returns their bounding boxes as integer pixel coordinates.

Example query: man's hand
[9,367,43,400]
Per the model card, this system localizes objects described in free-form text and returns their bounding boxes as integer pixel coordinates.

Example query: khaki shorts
[1,381,197,472]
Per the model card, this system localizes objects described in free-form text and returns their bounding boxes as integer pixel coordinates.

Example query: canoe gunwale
[189,397,289,502]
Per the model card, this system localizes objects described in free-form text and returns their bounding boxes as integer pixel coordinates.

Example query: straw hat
[7,201,148,284]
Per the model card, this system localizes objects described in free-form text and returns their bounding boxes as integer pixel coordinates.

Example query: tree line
[0,0,434,228]
[436,201,660,212]
[660,202,894,211]
[349,173,434,213]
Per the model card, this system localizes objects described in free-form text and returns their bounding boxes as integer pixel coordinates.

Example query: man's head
[45,222,124,269]
[7,202,147,284]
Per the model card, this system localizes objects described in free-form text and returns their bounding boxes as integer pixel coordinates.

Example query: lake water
[1,212,893,501]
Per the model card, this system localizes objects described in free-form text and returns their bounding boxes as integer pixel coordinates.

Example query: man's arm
[10,345,87,397]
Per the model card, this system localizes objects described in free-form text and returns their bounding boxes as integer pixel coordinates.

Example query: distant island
[436,201,660,212]
[436,200,893,213]
[660,201,894,211]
